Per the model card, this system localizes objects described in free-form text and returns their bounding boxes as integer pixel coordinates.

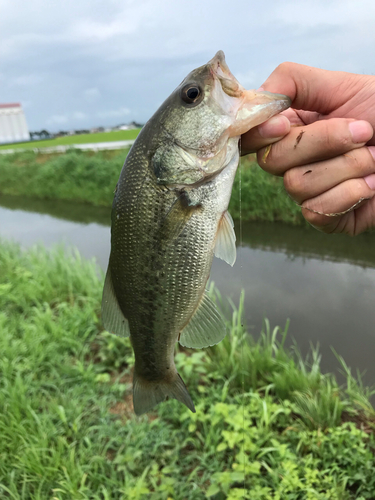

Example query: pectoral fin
[101,267,130,337]
[178,292,227,349]
[214,210,236,266]
[158,191,201,243]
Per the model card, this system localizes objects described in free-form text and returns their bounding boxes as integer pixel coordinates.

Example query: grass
[0,129,141,151]
[232,157,303,224]
[1,241,375,499]
[0,149,126,207]
[0,149,305,224]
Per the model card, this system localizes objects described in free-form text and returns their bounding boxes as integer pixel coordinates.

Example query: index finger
[257,118,373,176]
[261,62,364,115]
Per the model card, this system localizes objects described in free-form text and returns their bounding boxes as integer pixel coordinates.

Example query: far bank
[0,149,304,225]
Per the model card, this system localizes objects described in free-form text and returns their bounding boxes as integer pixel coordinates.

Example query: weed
[0,152,306,224]
[1,241,374,499]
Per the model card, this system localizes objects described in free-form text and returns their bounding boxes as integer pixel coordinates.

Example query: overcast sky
[1,0,374,132]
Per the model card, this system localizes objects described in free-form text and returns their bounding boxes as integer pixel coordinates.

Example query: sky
[1,0,375,132]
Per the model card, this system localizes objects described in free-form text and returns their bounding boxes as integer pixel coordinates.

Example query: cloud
[234,70,257,89]
[83,88,101,101]
[2,0,375,130]
[12,74,43,86]
[72,111,87,120]
[21,100,33,109]
[97,107,131,118]
[47,114,69,125]
[70,18,136,42]
[47,112,88,125]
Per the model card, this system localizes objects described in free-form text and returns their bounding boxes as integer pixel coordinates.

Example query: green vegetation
[0,150,304,224]
[231,158,303,224]
[1,241,375,499]
[0,129,141,151]
[0,149,126,207]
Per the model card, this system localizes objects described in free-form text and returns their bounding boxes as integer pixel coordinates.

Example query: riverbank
[1,241,375,498]
[0,149,304,225]
[0,128,141,151]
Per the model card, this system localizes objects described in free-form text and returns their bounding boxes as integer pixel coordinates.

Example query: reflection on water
[239,220,375,269]
[0,195,111,269]
[1,194,375,385]
[0,193,111,226]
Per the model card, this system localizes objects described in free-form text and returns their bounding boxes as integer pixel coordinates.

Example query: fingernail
[368,146,375,160]
[258,115,290,139]
[364,173,375,190]
[349,121,373,143]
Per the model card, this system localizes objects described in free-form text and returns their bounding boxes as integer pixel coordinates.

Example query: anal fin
[214,210,236,266]
[178,292,227,349]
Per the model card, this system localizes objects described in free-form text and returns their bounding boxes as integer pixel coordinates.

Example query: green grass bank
[0,149,304,225]
[1,241,375,499]
[0,129,141,151]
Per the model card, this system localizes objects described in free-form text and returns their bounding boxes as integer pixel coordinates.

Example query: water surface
[1,194,374,385]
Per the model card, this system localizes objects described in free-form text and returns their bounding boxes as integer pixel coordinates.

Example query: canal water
[1,193,375,385]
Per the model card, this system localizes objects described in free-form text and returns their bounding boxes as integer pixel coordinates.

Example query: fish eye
[181,85,203,105]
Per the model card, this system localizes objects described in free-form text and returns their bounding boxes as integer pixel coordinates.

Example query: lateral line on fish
[297,197,370,217]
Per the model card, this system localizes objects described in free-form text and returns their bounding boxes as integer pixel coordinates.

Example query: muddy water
[1,194,375,384]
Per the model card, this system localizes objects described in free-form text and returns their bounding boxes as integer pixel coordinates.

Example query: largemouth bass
[102,51,290,415]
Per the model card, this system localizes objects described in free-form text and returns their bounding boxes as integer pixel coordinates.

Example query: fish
[101,51,291,416]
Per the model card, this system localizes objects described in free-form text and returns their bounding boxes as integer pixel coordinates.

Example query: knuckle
[256,149,277,174]
[346,147,373,173]
[274,62,296,76]
[351,178,366,197]
[302,209,325,228]
[337,135,351,148]
[257,141,289,176]
[283,168,304,199]
[319,119,351,153]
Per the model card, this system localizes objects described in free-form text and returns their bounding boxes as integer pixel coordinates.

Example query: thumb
[261,62,360,115]
[241,113,290,155]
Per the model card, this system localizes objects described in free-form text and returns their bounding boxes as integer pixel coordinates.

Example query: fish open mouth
[209,50,291,137]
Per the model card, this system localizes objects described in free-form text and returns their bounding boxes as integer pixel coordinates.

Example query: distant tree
[30,130,52,140]
[130,121,143,128]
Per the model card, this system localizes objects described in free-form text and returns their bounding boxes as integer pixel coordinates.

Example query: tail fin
[132,371,196,416]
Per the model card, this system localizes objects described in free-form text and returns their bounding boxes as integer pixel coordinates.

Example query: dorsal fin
[178,292,227,349]
[101,267,130,337]
[214,210,236,266]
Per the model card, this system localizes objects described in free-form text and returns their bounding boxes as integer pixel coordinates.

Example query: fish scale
[111,144,214,365]
[101,51,291,415]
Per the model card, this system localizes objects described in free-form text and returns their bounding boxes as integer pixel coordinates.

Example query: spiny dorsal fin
[214,210,236,266]
[178,292,227,349]
[101,267,130,337]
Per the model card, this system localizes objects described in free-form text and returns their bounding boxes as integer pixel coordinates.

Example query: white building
[0,103,30,144]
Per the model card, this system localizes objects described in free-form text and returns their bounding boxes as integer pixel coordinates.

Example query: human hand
[241,63,375,235]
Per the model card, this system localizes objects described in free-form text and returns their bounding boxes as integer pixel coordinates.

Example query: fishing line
[238,139,246,496]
